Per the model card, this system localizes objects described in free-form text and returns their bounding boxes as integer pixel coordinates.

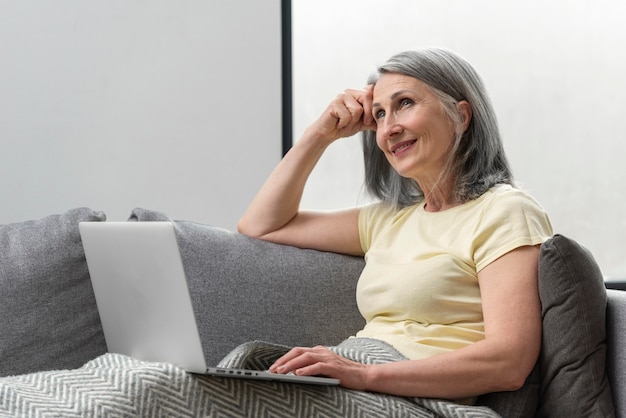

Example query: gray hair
[362,48,514,208]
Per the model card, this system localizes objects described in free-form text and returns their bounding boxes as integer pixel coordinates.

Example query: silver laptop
[79,221,339,386]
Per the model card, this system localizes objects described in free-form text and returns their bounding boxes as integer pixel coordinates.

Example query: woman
[238,48,552,402]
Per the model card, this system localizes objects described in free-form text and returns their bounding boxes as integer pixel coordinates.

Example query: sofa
[0,207,624,417]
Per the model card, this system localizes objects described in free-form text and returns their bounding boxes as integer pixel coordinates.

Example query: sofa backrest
[130,207,367,367]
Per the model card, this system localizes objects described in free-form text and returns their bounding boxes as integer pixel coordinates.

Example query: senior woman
[238,48,553,402]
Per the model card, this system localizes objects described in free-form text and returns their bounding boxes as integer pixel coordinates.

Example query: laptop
[79,221,339,386]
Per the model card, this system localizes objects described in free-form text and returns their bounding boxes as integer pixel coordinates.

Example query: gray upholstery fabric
[606,289,626,418]
[536,234,615,417]
[129,208,366,367]
[0,208,108,377]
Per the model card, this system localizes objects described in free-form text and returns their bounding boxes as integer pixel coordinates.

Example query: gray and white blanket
[0,338,499,417]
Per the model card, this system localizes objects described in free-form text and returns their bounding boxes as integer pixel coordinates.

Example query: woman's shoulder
[360,200,397,217]
[359,199,425,223]
[358,200,421,251]
[359,201,394,229]
[476,184,553,234]
[479,184,546,211]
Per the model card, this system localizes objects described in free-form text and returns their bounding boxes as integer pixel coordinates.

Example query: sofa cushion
[536,234,615,416]
[0,208,108,377]
[129,208,366,367]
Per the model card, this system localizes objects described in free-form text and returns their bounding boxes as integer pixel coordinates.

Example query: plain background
[293,0,626,278]
[0,0,282,230]
[1,1,624,278]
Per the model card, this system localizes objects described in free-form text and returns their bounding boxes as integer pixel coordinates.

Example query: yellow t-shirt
[356,184,553,360]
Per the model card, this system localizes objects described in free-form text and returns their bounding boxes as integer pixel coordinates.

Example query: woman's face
[371,73,458,184]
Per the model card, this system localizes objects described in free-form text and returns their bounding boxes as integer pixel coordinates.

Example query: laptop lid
[79,222,208,373]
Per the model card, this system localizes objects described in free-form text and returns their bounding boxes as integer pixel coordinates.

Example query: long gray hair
[362,48,514,208]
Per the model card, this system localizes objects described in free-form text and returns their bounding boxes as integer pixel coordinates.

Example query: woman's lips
[391,139,417,155]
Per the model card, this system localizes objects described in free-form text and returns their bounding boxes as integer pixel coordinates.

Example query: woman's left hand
[269,346,369,390]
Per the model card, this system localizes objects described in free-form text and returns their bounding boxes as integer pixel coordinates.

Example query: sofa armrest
[606,279,626,291]
[606,289,626,417]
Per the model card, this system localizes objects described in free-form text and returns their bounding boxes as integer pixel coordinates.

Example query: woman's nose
[379,116,403,140]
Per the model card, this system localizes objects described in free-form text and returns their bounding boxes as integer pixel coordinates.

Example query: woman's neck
[419,178,458,212]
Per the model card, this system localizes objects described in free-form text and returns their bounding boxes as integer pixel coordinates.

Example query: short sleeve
[473,188,553,272]
[358,202,394,253]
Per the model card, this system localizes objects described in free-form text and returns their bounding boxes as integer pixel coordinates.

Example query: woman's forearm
[237,127,332,238]
[364,338,536,400]
[238,86,373,240]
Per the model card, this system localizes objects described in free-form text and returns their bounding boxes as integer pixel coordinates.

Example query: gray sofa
[0,207,624,417]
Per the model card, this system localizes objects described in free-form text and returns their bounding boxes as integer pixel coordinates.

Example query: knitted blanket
[0,339,499,417]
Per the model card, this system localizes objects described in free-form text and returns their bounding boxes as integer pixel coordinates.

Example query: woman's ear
[457,100,472,132]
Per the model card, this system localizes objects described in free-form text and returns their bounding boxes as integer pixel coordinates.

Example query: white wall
[293,0,626,277]
[0,0,282,230]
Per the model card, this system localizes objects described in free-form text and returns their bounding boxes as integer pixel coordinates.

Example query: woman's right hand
[308,85,376,144]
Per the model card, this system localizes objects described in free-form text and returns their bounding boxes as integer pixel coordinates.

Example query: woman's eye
[400,98,413,107]
[374,109,385,120]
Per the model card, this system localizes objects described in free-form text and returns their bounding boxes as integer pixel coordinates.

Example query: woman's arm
[237,87,375,255]
[270,245,542,399]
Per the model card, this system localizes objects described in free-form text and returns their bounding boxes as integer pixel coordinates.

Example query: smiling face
[371,73,458,187]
